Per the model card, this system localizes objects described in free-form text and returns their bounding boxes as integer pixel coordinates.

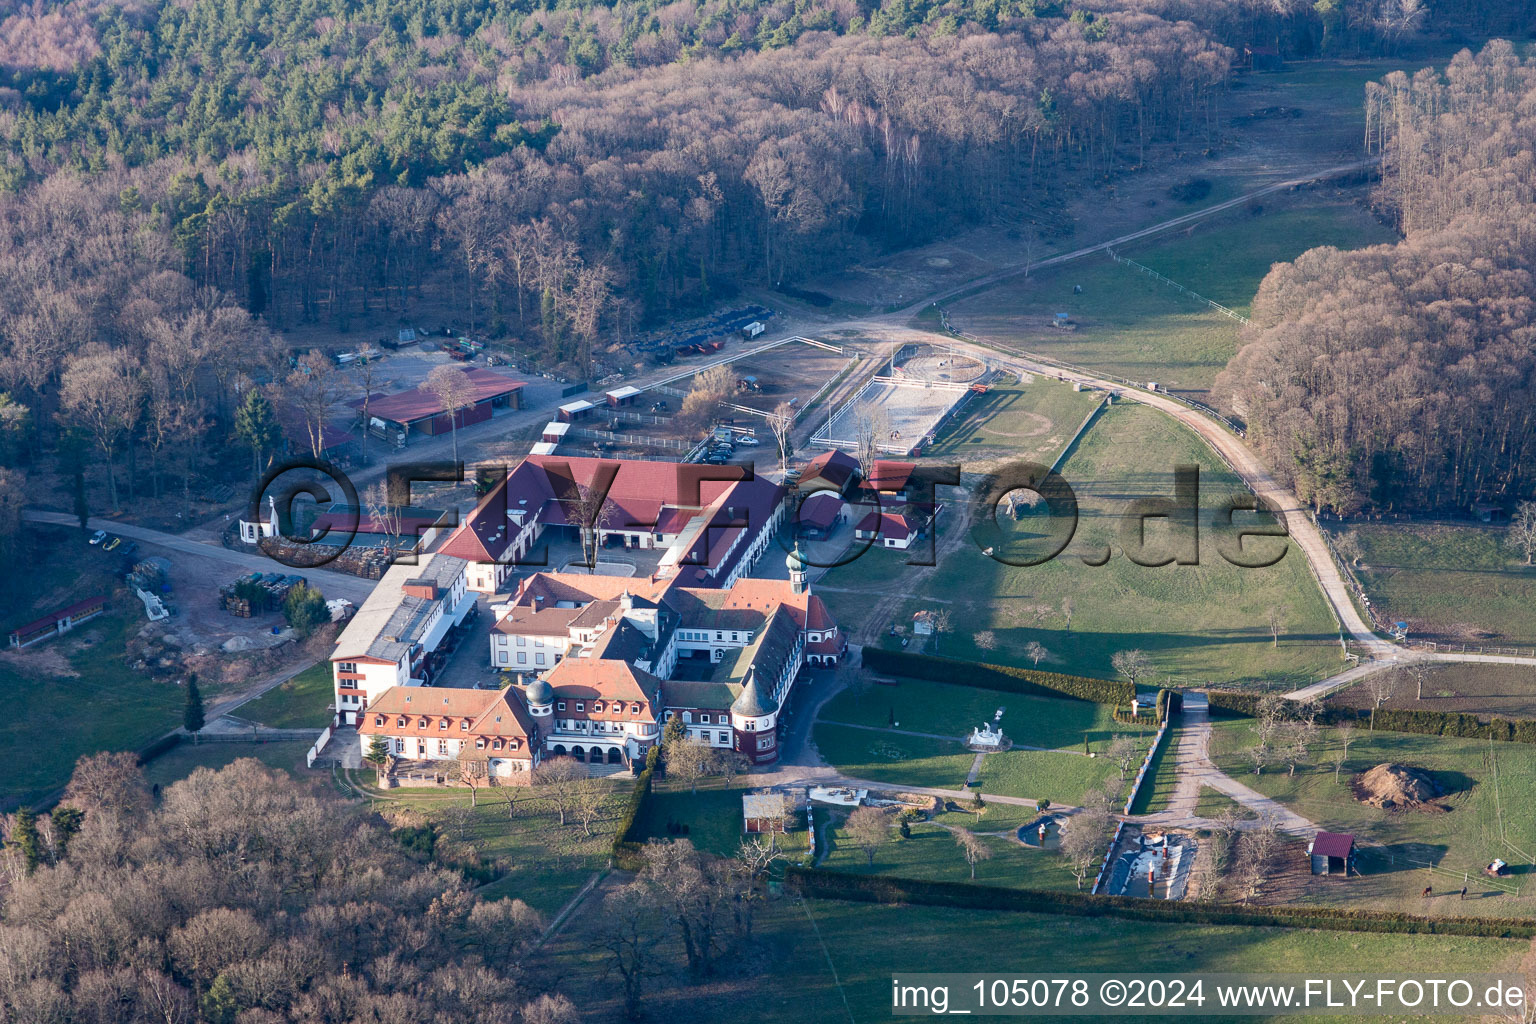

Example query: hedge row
[783,868,1536,938]
[610,760,656,871]
[861,648,1132,705]
[1207,689,1536,745]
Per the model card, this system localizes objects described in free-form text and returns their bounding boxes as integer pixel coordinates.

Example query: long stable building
[439,454,787,594]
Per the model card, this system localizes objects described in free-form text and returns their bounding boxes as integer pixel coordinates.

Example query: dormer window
[575,702,585,712]
[592,701,604,714]
[557,701,566,711]
[418,716,428,728]
[375,716,385,727]
[475,738,486,749]
[397,716,406,727]
[493,738,503,750]
[461,720,470,731]
[439,718,449,730]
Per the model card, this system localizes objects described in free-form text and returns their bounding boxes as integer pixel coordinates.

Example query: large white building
[330,553,475,725]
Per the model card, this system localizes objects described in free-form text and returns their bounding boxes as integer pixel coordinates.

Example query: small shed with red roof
[9,596,107,649]
[1308,831,1355,876]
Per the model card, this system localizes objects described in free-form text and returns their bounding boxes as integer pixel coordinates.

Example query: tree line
[1218,42,1536,513]
[0,754,577,1024]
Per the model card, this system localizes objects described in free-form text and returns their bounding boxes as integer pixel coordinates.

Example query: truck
[741,321,766,339]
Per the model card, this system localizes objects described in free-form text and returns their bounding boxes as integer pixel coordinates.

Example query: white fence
[1090,714,1170,896]
[305,724,334,768]
[1106,250,1251,326]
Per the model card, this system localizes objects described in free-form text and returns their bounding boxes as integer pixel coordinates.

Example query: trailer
[742,320,766,339]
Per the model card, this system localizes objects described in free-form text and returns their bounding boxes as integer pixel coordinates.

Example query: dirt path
[1134,696,1317,836]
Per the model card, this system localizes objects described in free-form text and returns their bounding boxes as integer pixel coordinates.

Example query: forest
[0,0,1528,518]
[1219,42,1536,513]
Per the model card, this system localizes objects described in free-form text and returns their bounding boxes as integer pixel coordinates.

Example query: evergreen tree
[283,582,328,635]
[234,389,281,480]
[184,673,206,738]
[11,807,41,874]
[365,736,391,781]
[50,806,84,860]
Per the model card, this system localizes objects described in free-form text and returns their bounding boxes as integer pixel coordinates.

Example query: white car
[88,529,107,545]
[733,435,760,445]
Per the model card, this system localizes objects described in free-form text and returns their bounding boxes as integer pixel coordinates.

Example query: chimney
[402,578,438,600]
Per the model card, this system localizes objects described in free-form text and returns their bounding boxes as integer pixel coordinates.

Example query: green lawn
[1,528,183,804]
[548,891,1524,1024]
[923,378,1103,469]
[236,662,334,728]
[819,678,1128,751]
[1195,786,1259,821]
[975,745,1140,806]
[143,740,313,790]
[819,815,1075,891]
[633,779,809,862]
[355,782,623,916]
[812,722,976,792]
[1208,717,1536,916]
[1326,521,1536,645]
[1129,725,1180,814]
[823,402,1344,686]
[949,195,1396,397]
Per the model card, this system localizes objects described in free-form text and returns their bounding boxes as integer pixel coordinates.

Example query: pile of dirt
[1353,763,1442,810]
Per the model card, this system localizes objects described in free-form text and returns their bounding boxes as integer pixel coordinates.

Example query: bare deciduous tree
[59,345,144,510]
[533,756,587,826]
[420,363,475,465]
[953,827,993,880]
[1024,640,1048,667]
[1111,649,1152,689]
[844,806,892,867]
[767,400,795,479]
[1512,502,1536,566]
[665,738,716,795]
[1059,806,1111,890]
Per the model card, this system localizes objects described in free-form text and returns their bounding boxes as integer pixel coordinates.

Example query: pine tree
[12,808,41,874]
[184,673,206,739]
[234,389,281,480]
[365,736,390,782]
[49,806,84,860]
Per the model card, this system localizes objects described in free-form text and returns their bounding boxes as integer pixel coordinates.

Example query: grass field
[1129,725,1181,814]
[142,740,313,789]
[821,402,1344,686]
[634,779,810,861]
[922,377,1103,470]
[1196,786,1259,822]
[819,678,1128,751]
[949,194,1396,397]
[1325,521,1536,645]
[236,662,334,728]
[0,529,183,803]
[1208,718,1536,916]
[819,814,1074,890]
[352,781,624,916]
[812,682,1153,807]
[547,891,1525,1023]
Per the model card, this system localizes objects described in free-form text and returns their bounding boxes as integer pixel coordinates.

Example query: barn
[352,368,524,442]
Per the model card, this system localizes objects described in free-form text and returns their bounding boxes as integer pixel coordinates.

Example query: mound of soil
[1353,763,1442,810]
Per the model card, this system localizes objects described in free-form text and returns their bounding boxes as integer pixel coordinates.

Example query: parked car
[89,530,107,545]
[103,537,121,551]
[118,541,138,559]
[734,435,760,446]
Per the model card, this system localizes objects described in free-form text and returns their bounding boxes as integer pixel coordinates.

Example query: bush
[611,758,656,871]
[783,869,1536,938]
[861,649,1132,705]
[1208,689,1536,747]
[283,582,328,635]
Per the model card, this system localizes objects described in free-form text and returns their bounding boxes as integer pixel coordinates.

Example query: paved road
[24,510,379,606]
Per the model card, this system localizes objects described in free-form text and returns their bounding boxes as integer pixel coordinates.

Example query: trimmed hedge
[137,731,184,765]
[861,648,1132,705]
[610,760,656,871]
[783,868,1536,938]
[1207,689,1536,745]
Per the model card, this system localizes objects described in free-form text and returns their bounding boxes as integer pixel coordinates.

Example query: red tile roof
[796,493,842,530]
[1312,832,1355,859]
[868,460,917,492]
[351,368,524,424]
[799,449,859,490]
[855,511,913,540]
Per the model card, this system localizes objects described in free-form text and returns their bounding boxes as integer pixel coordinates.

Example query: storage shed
[1308,831,1355,876]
